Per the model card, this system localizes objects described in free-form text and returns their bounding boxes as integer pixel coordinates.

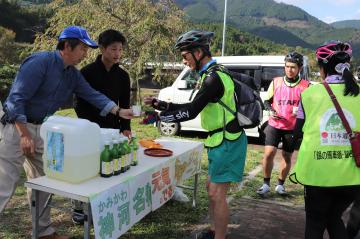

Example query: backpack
[205,64,264,129]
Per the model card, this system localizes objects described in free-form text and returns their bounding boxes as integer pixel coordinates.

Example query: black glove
[152,99,169,111]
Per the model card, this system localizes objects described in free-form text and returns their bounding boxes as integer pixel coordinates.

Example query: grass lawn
[0,106,304,238]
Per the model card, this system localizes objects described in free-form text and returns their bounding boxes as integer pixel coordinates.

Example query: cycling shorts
[264,124,295,153]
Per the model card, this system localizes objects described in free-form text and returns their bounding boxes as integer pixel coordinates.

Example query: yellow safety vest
[200,67,241,147]
[291,83,360,186]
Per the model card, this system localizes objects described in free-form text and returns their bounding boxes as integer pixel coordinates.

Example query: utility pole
[221,0,228,56]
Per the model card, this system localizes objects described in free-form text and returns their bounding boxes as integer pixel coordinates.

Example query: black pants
[304,185,360,239]
[347,192,360,239]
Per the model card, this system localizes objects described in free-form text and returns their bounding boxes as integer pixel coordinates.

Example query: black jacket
[75,55,131,131]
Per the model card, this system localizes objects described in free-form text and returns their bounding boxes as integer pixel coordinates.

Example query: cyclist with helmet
[257,52,309,196]
[144,30,247,239]
[290,41,360,238]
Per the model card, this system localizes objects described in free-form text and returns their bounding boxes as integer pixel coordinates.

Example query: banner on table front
[151,159,176,210]
[91,182,131,239]
[129,170,152,225]
[89,141,202,238]
[174,144,203,185]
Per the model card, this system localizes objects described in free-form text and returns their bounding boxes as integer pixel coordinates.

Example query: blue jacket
[4,51,115,123]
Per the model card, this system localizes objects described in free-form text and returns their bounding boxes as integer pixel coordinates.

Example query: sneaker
[275,184,286,195]
[198,229,215,239]
[256,183,270,195]
[72,209,85,225]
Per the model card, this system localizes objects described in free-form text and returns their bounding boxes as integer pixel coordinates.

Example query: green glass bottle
[124,140,131,171]
[131,137,139,166]
[119,141,126,173]
[100,141,113,178]
[112,140,121,175]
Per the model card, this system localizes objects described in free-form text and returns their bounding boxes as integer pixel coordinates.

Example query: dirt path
[186,141,305,239]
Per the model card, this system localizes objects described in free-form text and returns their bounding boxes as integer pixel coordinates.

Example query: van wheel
[158,121,180,136]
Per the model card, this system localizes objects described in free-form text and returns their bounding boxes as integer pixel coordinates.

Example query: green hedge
[0,64,18,102]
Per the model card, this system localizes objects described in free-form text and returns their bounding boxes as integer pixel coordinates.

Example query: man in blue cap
[0,26,133,239]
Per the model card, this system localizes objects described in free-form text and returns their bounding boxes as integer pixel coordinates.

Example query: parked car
[157,55,310,139]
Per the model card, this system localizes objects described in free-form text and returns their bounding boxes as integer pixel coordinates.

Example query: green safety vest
[200,67,242,147]
[291,83,360,186]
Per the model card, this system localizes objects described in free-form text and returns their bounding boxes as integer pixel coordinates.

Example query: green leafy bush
[0,64,18,102]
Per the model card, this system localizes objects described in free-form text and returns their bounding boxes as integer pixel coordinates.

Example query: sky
[274,0,360,23]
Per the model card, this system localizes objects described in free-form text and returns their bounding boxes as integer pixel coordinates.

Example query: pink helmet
[316,40,352,63]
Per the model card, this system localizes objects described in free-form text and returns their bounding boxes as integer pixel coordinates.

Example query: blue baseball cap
[59,26,98,48]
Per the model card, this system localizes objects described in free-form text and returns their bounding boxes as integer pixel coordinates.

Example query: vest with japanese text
[291,83,360,186]
[269,77,309,130]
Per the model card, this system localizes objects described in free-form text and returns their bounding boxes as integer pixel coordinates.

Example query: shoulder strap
[205,64,236,115]
[323,82,353,135]
[218,100,236,115]
[205,64,230,76]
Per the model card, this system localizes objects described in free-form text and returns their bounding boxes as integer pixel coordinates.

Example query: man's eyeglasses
[181,51,192,60]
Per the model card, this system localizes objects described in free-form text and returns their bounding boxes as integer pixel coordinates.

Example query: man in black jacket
[73,29,132,225]
[75,29,131,138]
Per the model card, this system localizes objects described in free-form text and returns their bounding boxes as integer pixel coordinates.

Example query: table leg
[192,172,199,208]
[31,189,39,239]
[83,202,92,239]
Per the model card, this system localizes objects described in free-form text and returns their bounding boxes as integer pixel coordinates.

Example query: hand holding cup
[132,105,142,117]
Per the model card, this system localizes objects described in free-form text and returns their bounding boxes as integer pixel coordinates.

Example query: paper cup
[132,105,141,116]
[292,106,299,115]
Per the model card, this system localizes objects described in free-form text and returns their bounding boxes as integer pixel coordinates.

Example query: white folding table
[25,137,203,239]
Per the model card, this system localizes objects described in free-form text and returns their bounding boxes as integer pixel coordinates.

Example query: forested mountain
[332,20,360,29]
[195,23,304,57]
[2,0,360,60]
[0,0,291,57]
[0,0,305,100]
[174,0,360,58]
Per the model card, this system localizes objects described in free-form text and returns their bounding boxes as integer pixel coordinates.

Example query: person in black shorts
[264,125,294,153]
[257,52,310,196]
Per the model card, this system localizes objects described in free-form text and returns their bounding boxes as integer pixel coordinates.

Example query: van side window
[227,67,262,90]
[261,67,284,91]
[180,70,200,89]
[230,68,255,78]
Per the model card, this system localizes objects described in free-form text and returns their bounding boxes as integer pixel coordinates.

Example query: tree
[0,64,18,102]
[33,0,187,103]
[0,26,18,64]
[0,26,32,101]
[0,0,51,43]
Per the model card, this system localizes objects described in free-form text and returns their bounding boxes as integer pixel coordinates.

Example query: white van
[157,55,309,138]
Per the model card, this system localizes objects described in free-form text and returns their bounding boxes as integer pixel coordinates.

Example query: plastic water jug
[40,116,101,183]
